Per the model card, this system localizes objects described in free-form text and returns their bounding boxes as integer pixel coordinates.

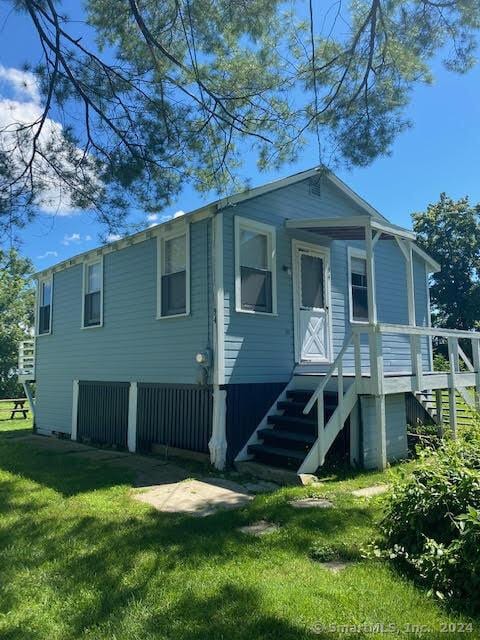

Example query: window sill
[235,308,278,317]
[81,323,103,330]
[36,331,51,337]
[350,318,370,325]
[156,312,190,320]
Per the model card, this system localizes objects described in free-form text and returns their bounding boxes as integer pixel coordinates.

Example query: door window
[300,253,324,310]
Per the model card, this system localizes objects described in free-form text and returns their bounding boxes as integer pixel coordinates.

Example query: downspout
[208,210,227,469]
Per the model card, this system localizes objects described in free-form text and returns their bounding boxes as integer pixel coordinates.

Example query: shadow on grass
[0,430,474,639]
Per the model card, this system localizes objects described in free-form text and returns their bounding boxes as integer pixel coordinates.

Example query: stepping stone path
[289,497,334,509]
[320,560,350,573]
[134,478,252,517]
[351,484,390,498]
[238,520,280,536]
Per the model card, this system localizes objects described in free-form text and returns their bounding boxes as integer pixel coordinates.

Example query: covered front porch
[286,214,480,472]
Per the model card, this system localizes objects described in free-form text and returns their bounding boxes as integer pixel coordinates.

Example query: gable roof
[35,166,437,277]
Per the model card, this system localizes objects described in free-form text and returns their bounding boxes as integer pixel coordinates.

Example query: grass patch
[0,417,477,639]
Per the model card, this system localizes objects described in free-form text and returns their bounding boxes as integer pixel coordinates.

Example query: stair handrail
[303,334,353,415]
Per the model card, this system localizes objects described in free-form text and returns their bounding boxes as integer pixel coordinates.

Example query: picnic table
[8,398,29,420]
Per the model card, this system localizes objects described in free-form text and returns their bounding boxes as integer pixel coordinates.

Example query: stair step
[268,414,317,433]
[286,389,338,403]
[248,443,305,468]
[276,399,336,415]
[277,400,315,414]
[258,428,315,448]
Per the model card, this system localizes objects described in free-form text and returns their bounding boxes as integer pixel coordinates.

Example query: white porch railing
[302,323,480,471]
[301,334,357,471]
[17,339,35,381]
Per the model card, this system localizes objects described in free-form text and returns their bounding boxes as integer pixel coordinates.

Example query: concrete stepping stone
[352,484,389,498]
[133,478,252,517]
[238,520,280,536]
[320,560,350,573]
[289,497,334,509]
[243,480,279,493]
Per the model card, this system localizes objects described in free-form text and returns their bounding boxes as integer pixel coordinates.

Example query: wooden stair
[246,389,339,470]
[416,390,476,429]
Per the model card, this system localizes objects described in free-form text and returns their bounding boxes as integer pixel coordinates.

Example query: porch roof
[285,215,440,272]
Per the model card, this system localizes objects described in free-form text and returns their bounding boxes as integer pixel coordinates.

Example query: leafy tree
[0,249,34,399]
[412,193,480,331]
[1,0,479,234]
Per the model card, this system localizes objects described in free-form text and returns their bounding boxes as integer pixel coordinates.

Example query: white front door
[293,243,331,363]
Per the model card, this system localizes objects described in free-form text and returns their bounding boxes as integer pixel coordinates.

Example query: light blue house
[19,167,480,479]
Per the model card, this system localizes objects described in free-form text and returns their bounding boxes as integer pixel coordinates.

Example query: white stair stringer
[298,385,358,475]
[234,377,298,462]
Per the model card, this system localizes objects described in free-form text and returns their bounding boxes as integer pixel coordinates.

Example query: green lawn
[0,408,477,639]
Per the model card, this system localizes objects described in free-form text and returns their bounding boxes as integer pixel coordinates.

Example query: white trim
[213,214,225,386]
[209,386,227,469]
[36,274,53,336]
[127,382,138,453]
[425,261,434,371]
[71,379,79,441]
[347,247,370,325]
[365,223,378,324]
[292,239,332,364]
[209,214,227,469]
[234,215,277,315]
[412,243,441,273]
[34,208,212,280]
[81,255,104,329]
[156,223,191,319]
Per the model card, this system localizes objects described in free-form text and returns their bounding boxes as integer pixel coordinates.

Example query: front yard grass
[0,412,477,639]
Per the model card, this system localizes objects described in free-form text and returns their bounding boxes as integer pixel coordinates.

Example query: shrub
[378,424,480,611]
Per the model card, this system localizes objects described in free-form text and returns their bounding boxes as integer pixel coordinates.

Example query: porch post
[71,380,79,441]
[472,338,480,413]
[396,238,422,386]
[447,337,459,439]
[365,221,377,324]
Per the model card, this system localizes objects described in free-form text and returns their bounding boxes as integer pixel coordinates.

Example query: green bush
[379,425,480,611]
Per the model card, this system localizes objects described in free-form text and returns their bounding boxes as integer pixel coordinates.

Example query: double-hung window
[82,259,103,328]
[38,277,53,335]
[348,248,369,323]
[235,217,277,314]
[158,228,190,318]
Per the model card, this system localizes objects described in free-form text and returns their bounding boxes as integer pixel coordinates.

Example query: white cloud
[0,65,88,215]
[61,232,94,246]
[106,233,122,242]
[173,210,186,218]
[146,213,159,222]
[0,64,40,103]
[62,233,81,246]
[37,250,58,260]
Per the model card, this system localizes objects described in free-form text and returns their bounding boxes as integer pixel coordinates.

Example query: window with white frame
[158,229,189,317]
[83,260,103,327]
[38,278,52,335]
[349,249,369,323]
[235,217,276,314]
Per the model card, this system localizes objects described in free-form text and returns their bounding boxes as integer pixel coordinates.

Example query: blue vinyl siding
[35,219,211,434]
[361,394,408,468]
[222,177,432,383]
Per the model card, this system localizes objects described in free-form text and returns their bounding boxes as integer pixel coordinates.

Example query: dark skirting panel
[225,382,287,464]
[77,381,129,448]
[136,383,213,453]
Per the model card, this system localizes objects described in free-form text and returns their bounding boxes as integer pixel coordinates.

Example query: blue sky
[1,5,479,272]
